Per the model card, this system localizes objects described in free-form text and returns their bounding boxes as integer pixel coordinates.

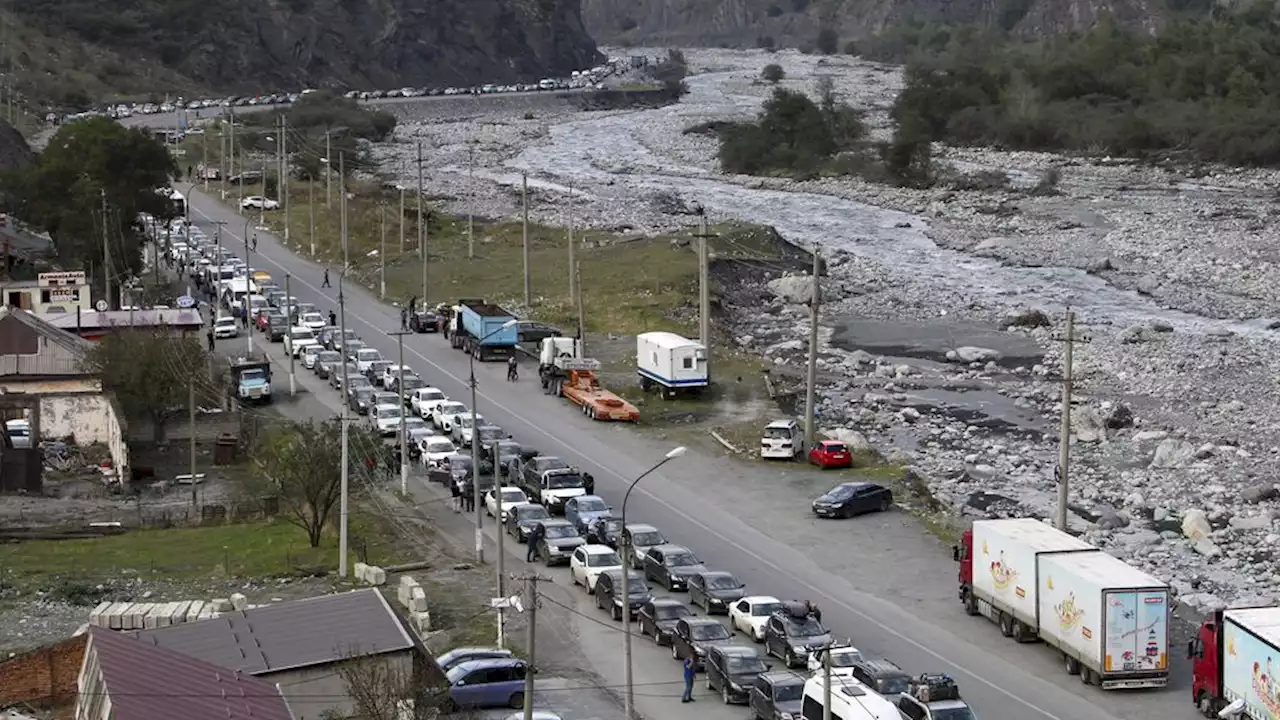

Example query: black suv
[592,569,651,620]
[505,503,551,542]
[704,644,770,705]
[671,617,732,669]
[688,571,746,615]
[849,657,912,699]
[637,598,692,646]
[748,671,806,720]
[642,544,707,591]
[586,517,625,546]
[763,602,833,668]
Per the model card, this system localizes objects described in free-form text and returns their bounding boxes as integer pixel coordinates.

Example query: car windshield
[519,506,549,521]
[302,313,323,323]
[544,525,577,539]
[931,709,976,720]
[706,575,741,590]
[375,393,398,404]
[726,655,768,674]
[354,389,373,402]
[752,602,782,617]
[823,443,848,453]
[774,683,804,702]
[458,415,480,428]
[546,473,583,489]
[358,349,381,360]
[500,490,525,503]
[783,617,826,637]
[241,369,266,382]
[291,329,313,339]
[440,403,466,415]
[349,377,372,389]
[626,577,650,594]
[691,624,731,641]
[576,498,606,513]
[537,459,569,472]
[451,456,473,470]
[378,406,402,419]
[427,440,454,453]
[631,531,664,546]
[401,377,423,390]
[478,427,502,440]
[599,519,623,533]
[827,486,857,500]
[877,677,911,695]
[422,390,445,401]
[656,604,691,621]
[829,650,863,667]
[763,427,792,439]
[587,552,620,567]
[404,420,428,431]
[666,553,699,567]
[318,352,340,363]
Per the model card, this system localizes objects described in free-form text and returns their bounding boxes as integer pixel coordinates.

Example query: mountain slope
[11,0,601,105]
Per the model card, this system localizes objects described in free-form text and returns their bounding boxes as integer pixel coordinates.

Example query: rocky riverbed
[372,48,1280,611]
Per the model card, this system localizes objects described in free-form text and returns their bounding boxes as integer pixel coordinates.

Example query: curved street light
[620,445,687,719]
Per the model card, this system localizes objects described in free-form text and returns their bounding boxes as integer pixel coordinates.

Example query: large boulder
[1150,439,1196,469]
[1181,508,1212,541]
[1072,406,1106,443]
[766,275,817,304]
[1001,308,1051,329]
[825,428,877,457]
[946,346,1001,363]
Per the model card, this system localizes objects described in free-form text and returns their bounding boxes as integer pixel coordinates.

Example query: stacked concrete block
[367,566,387,586]
[209,598,232,612]
[410,610,431,633]
[184,600,206,621]
[397,576,420,607]
[229,593,248,611]
[89,602,113,628]
[354,562,369,580]
[87,599,225,630]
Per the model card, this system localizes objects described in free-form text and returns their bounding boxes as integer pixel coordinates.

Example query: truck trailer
[538,337,639,421]
[636,331,708,398]
[955,518,1171,689]
[450,301,518,361]
[1190,606,1280,718]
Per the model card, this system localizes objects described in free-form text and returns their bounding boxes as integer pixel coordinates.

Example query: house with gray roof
[129,589,425,720]
[74,627,295,720]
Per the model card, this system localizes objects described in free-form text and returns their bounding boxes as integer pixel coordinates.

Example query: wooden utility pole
[521,173,531,306]
[803,248,821,447]
[1054,310,1088,531]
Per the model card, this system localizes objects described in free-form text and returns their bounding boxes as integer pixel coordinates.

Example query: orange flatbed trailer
[561,368,640,422]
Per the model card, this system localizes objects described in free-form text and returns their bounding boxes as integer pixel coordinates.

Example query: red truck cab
[952,529,977,615]
[1188,611,1225,717]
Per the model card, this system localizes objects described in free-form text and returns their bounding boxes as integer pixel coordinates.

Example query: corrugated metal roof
[87,627,294,720]
[130,589,414,674]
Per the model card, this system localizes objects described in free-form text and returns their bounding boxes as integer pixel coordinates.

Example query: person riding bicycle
[507,356,518,381]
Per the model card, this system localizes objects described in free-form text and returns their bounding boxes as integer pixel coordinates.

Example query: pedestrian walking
[400,307,408,330]
[321,268,331,287]
[409,296,417,315]
[526,521,544,562]
[506,356,518,381]
[807,600,822,624]
[206,327,215,352]
[681,656,696,703]
[450,477,462,512]
[251,233,258,252]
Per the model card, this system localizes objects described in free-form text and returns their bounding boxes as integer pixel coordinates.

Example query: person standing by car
[681,656,696,703]
[583,472,595,495]
[328,310,337,327]
[206,327,215,352]
[450,476,462,512]
[526,521,544,562]
[461,478,475,512]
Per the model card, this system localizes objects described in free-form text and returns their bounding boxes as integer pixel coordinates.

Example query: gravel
[369,47,1280,610]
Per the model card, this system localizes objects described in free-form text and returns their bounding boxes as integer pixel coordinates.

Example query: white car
[434,402,470,432]
[420,436,456,467]
[382,363,412,389]
[301,345,325,370]
[411,387,448,418]
[807,644,864,676]
[484,486,530,522]
[284,327,318,357]
[354,347,384,374]
[299,312,326,332]
[452,413,485,447]
[212,316,239,339]
[729,596,784,642]
[371,404,403,436]
[240,195,279,210]
[569,544,622,593]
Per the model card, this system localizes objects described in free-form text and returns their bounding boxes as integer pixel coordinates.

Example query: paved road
[182,185,1198,720]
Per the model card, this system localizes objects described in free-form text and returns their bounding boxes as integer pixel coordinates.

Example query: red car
[809,440,853,469]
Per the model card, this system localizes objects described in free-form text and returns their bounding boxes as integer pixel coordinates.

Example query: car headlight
[792,646,807,655]
[613,597,623,606]
[777,713,797,720]
[694,647,706,656]
[709,598,723,605]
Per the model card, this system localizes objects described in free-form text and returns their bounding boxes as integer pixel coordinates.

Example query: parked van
[761,419,802,460]
[802,675,905,720]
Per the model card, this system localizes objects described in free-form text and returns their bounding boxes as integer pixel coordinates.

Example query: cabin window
[682,357,693,369]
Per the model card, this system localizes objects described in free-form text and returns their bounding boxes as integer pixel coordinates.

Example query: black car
[517,321,561,344]
[593,569,651,620]
[763,602,833,668]
[748,671,806,720]
[534,519,585,566]
[391,374,424,396]
[505,503,551,542]
[474,425,508,450]
[688,571,747,615]
[671,617,733,669]
[410,310,443,333]
[314,351,343,379]
[705,644,770,705]
[365,360,394,383]
[637,598,693,646]
[848,657,912,698]
[330,362,359,389]
[266,317,288,342]
[642,544,707,591]
[586,517,625,546]
[349,387,376,415]
[811,482,893,518]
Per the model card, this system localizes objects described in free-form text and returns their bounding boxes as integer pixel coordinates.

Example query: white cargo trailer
[970,518,1096,634]
[1036,550,1171,689]
[635,331,708,397]
[1217,608,1280,720]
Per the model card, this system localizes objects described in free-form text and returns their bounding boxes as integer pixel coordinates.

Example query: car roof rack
[909,673,961,702]
[781,600,811,619]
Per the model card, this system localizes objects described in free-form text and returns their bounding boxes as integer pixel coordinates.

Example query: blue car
[564,495,612,534]
[447,657,528,710]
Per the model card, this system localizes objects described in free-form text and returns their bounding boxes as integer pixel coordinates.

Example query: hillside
[583,0,1203,49]
[7,0,601,110]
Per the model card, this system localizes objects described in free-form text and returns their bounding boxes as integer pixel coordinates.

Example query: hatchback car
[705,644,770,705]
[534,519,585,566]
[445,657,527,710]
[436,646,514,673]
[671,617,733,669]
[593,568,651,620]
[688,571,747,615]
[811,482,893,518]
[747,671,806,720]
[569,544,622,592]
[809,440,854,469]
[642,544,707,591]
[564,495,612,534]
[505,503,551,542]
[638,598,693,646]
[763,603,833,668]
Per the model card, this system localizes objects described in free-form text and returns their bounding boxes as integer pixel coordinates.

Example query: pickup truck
[518,460,587,513]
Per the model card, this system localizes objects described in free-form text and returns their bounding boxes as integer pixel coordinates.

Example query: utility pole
[337,211,351,577]
[692,209,717,352]
[325,130,332,208]
[399,165,406,251]
[417,141,426,303]
[803,248,821,448]
[466,143,475,260]
[308,177,315,257]
[521,173,531,306]
[340,153,348,269]
[238,150,245,213]
[281,115,289,242]
[379,204,387,299]
[101,189,111,310]
[220,122,227,199]
[567,181,575,302]
[285,274,296,396]
[470,370,484,564]
[244,220,253,356]
[519,573,552,720]
[1054,309,1087,531]
[189,377,197,509]
[259,154,267,227]
[575,261,585,357]
[822,644,833,720]
[201,132,208,191]
[494,439,507,648]
[390,330,411,494]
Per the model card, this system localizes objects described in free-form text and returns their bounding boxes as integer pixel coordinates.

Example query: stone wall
[0,634,87,708]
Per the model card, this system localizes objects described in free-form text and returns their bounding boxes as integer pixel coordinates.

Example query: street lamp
[468,319,519,647]
[620,445,687,719]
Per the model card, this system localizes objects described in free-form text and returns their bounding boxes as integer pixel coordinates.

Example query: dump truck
[539,337,639,421]
[229,356,272,404]
[449,300,518,361]
[1190,606,1280,718]
[954,518,1171,689]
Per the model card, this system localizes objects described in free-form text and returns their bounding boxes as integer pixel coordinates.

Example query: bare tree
[83,328,207,442]
[335,651,465,720]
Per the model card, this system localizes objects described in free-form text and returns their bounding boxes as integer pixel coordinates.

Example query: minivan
[761,419,803,460]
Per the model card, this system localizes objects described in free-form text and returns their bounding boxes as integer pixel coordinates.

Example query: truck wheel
[1197,693,1217,717]
[1064,654,1081,675]
[1080,667,1095,686]
[1012,620,1029,642]
[963,592,979,616]
[998,612,1013,637]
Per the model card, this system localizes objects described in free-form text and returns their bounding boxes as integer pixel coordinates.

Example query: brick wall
[0,635,87,707]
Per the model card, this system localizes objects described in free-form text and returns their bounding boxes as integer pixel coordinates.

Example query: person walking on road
[681,656,696,703]
[583,472,595,496]
[507,356,518,382]
[321,268,331,287]
[400,307,408,330]
[251,233,258,252]
[526,521,544,562]
[461,478,475,513]
[206,327,215,352]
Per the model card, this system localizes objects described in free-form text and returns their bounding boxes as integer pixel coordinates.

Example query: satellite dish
[95,300,108,312]
[176,295,196,309]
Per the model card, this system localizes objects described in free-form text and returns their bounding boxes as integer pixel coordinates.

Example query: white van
[761,419,803,459]
[802,675,906,720]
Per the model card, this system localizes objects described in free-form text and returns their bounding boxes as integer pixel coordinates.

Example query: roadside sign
[176,295,196,309]
[94,300,108,312]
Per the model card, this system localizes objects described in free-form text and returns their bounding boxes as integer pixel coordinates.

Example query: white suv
[284,327,319,357]
[569,544,622,593]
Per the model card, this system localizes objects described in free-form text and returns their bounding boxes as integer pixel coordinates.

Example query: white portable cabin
[636,331,708,396]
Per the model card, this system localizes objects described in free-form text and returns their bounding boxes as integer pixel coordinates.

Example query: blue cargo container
[455,302,518,361]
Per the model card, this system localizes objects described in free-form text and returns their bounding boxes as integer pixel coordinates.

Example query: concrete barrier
[229,593,248,611]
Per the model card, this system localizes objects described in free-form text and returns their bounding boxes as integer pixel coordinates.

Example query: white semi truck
[955,518,1171,689]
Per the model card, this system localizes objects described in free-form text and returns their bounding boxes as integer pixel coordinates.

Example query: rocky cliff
[16,0,603,95]
[583,0,1181,48]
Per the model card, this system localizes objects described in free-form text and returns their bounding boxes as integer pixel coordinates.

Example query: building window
[40,290,50,303]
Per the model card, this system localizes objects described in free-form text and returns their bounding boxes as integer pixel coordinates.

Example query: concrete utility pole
[201,132,208,191]
[220,122,227,199]
[379,204,387,299]
[822,644,833,720]
[803,248,822,448]
[259,154,267,228]
[340,153,348,269]
[244,219,253,356]
[281,115,289,242]
[308,178,315,257]
[100,189,111,310]
[390,330,411,494]
[238,150,245,213]
[325,129,332,208]
[692,209,717,353]
[567,181,575,302]
[470,365,484,564]
[466,142,475,260]
[189,377,197,509]
[521,173,531,306]
[495,436,507,648]
[518,572,552,720]
[575,261,585,356]
[337,244,351,576]
[1054,309,1087,531]
[399,159,407,251]
[285,274,296,396]
[417,141,426,303]
[229,109,237,200]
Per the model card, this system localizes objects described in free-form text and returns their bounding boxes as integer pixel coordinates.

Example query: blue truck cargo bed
[460,303,519,345]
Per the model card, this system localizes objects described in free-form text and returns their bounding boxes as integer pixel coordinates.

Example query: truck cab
[953,529,975,612]
[229,357,272,404]
[1189,614,1223,716]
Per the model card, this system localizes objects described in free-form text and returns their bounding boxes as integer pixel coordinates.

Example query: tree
[762,63,786,83]
[816,27,839,55]
[82,329,205,443]
[334,650,453,720]
[251,419,378,548]
[650,49,690,94]
[3,118,177,296]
